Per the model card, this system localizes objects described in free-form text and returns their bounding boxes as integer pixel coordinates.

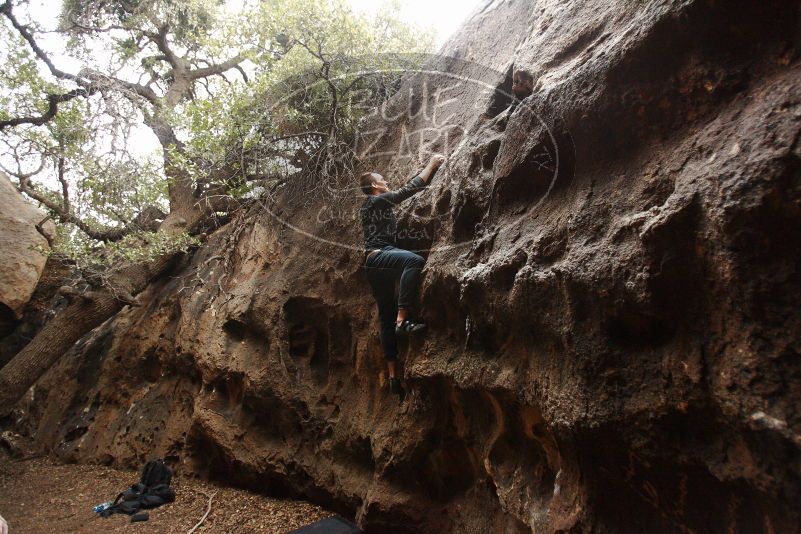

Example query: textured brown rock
[0,172,53,331]
[6,0,801,532]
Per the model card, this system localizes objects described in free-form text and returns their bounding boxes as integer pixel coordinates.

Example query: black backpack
[100,459,176,518]
[141,458,172,487]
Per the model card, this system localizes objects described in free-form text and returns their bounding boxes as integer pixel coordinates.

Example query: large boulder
[9,1,801,533]
[0,172,54,324]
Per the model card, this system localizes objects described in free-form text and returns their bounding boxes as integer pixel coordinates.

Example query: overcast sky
[348,0,481,47]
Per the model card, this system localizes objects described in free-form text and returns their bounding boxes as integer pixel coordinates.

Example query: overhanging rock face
[12,1,801,532]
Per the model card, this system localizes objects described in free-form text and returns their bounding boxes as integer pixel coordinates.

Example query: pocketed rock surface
[0,453,329,533]
[5,0,801,533]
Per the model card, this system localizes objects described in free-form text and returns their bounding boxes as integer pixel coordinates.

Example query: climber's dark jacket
[360,175,426,250]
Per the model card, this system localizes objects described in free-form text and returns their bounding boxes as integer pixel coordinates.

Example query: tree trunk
[0,9,248,414]
[0,209,206,414]
[0,293,122,412]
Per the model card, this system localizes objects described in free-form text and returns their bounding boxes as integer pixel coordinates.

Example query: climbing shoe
[395,320,427,337]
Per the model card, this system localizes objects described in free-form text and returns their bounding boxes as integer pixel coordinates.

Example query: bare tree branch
[0,88,94,130]
[80,68,159,105]
[271,131,328,142]
[56,146,70,213]
[234,64,249,83]
[188,54,245,80]
[1,2,86,85]
[0,154,45,180]
[65,10,130,33]
[35,214,54,247]
[17,175,130,242]
[147,24,181,70]
[0,151,130,243]
[2,0,159,126]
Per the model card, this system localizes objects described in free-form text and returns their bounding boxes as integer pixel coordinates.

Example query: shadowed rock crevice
[283,297,330,385]
[473,137,502,172]
[184,422,298,498]
[494,138,557,208]
[203,373,245,414]
[421,272,465,342]
[333,434,376,474]
[485,64,514,118]
[376,380,568,530]
[492,108,575,214]
[0,304,17,340]
[222,318,250,342]
[451,191,484,242]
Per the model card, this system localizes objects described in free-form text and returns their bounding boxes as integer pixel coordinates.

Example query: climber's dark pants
[363,246,425,361]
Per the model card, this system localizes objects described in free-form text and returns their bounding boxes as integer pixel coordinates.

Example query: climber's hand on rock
[430,154,446,168]
[0,513,8,534]
[420,154,445,183]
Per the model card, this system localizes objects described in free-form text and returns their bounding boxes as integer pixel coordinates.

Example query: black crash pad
[287,515,361,534]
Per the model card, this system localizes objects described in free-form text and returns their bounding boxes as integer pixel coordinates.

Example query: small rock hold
[748,411,787,431]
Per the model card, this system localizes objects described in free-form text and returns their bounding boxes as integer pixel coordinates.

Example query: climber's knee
[405,252,425,269]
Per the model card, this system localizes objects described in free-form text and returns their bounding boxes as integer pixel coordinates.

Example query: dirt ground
[0,453,332,533]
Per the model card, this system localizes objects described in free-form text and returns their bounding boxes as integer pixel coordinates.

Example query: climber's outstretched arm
[418,154,446,184]
[376,154,446,204]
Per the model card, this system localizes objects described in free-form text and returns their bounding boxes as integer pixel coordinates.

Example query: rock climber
[511,68,534,101]
[359,154,446,396]
[487,67,535,132]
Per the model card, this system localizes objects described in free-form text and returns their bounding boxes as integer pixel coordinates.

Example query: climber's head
[512,69,534,99]
[360,172,388,195]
